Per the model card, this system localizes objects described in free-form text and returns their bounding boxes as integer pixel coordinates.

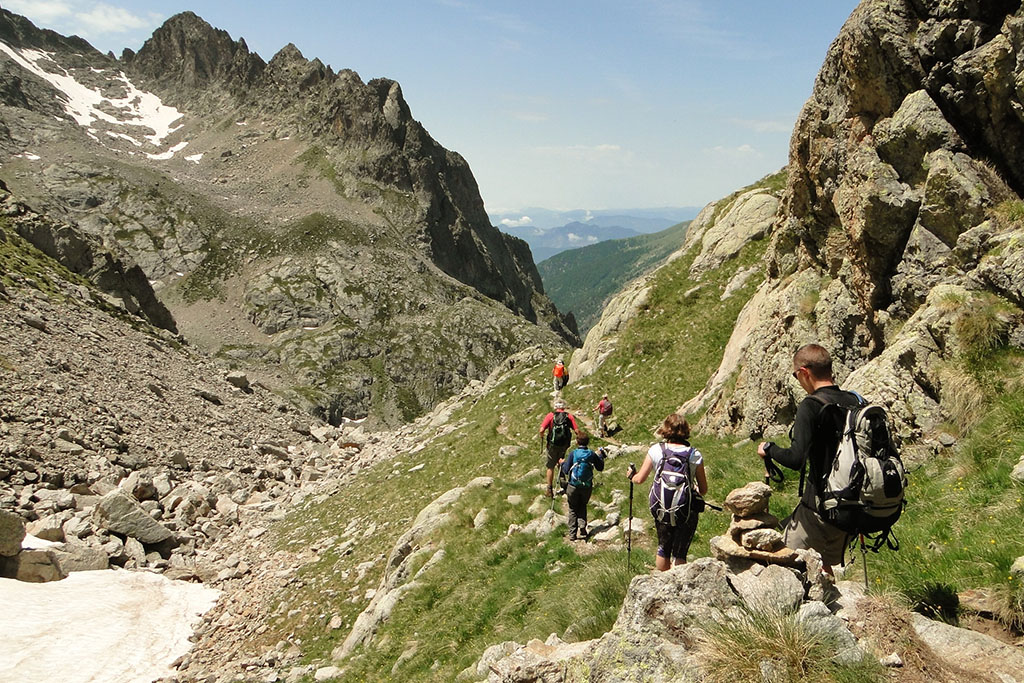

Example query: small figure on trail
[627,413,707,571]
[539,398,578,498]
[757,343,861,575]
[559,432,605,541]
[552,358,568,393]
[596,393,613,437]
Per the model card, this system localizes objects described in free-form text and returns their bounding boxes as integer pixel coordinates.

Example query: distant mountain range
[490,207,700,262]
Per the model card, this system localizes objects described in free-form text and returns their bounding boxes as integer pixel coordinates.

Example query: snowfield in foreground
[0,570,219,683]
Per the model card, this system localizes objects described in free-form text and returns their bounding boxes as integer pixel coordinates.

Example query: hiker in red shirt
[539,398,578,497]
[596,394,613,437]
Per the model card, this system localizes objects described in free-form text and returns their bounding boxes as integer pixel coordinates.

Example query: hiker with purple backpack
[627,413,708,571]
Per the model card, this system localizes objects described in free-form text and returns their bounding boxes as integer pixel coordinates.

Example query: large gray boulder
[611,558,740,642]
[93,490,173,544]
[0,510,26,557]
[688,189,778,277]
[9,548,66,583]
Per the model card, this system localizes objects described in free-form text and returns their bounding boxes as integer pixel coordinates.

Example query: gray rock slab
[797,601,863,665]
[912,612,1024,681]
[52,545,109,573]
[13,548,67,582]
[729,563,805,614]
[93,490,173,544]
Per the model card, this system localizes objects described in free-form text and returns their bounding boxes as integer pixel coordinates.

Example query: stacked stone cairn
[709,481,799,567]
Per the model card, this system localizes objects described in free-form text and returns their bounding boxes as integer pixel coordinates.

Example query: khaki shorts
[546,442,568,469]
[782,502,849,566]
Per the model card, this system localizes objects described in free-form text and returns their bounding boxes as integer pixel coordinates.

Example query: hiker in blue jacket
[628,413,707,570]
[560,432,605,541]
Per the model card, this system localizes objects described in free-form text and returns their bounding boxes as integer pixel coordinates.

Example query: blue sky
[4,0,860,214]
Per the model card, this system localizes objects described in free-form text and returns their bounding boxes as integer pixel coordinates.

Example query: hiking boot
[568,535,577,542]
[545,486,554,498]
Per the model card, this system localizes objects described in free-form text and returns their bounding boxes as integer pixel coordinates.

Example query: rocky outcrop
[685,188,779,278]
[484,556,863,683]
[683,1,1024,439]
[123,11,264,96]
[0,182,177,333]
[567,273,656,382]
[570,178,781,383]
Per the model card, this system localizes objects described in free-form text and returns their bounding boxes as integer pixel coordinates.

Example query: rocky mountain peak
[264,42,330,93]
[126,11,265,93]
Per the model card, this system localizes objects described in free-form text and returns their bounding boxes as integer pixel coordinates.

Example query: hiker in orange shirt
[552,359,568,393]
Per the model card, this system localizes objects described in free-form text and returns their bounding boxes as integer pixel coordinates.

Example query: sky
[2,0,861,215]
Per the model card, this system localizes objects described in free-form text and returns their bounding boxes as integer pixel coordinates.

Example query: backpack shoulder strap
[798,394,836,498]
[656,442,668,477]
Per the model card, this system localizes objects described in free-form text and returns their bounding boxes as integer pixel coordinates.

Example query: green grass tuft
[696,604,884,683]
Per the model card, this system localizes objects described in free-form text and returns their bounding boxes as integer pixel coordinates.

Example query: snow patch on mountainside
[0,40,187,157]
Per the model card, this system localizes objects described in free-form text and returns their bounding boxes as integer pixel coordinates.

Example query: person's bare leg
[655,555,670,571]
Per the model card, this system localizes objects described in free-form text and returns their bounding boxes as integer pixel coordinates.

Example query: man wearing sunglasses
[756,343,861,575]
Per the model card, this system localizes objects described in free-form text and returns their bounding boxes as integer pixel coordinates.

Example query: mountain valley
[2,2,1024,683]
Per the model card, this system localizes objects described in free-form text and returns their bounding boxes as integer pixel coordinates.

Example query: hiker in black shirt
[757,343,860,574]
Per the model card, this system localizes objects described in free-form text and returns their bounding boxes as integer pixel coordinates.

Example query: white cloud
[500,216,533,228]
[74,3,154,35]
[3,0,73,23]
[4,1,161,40]
[566,233,599,244]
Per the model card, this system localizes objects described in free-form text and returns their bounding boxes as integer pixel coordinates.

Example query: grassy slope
[266,186,789,681]
[537,220,690,335]
[267,184,1024,682]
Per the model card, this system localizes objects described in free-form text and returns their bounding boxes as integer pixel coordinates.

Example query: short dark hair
[793,343,833,380]
[577,432,590,447]
[657,413,690,442]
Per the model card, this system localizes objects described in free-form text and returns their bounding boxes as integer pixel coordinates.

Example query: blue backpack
[648,444,693,526]
[568,449,595,487]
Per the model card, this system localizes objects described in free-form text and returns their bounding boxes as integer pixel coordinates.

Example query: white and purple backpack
[649,444,692,526]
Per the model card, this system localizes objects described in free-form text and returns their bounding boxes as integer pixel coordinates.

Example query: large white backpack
[811,395,907,548]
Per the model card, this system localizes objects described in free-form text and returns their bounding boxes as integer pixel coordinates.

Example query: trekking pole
[627,463,635,574]
[763,456,784,487]
[860,534,869,590]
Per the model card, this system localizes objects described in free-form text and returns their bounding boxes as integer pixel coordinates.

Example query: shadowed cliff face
[0,8,576,427]
[686,0,1024,441]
